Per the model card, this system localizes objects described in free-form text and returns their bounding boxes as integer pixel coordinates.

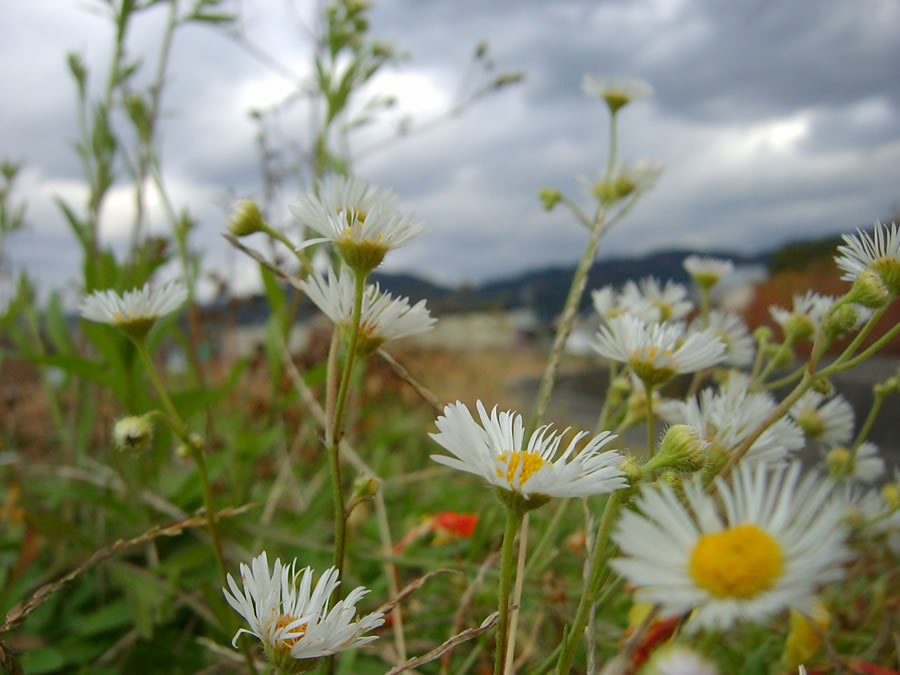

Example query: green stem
[134,339,187,439]
[495,507,524,675]
[263,223,316,277]
[753,341,792,389]
[593,361,619,435]
[190,446,228,585]
[749,333,769,382]
[822,309,900,375]
[606,111,619,180]
[645,381,656,456]
[760,366,806,392]
[326,271,366,599]
[523,500,569,581]
[527,209,606,434]
[715,372,817,484]
[699,287,710,326]
[332,272,366,441]
[556,491,624,674]
[851,388,885,453]
[135,337,257,673]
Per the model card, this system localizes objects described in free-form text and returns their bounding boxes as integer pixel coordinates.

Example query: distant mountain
[220,233,849,325]
[371,249,768,321]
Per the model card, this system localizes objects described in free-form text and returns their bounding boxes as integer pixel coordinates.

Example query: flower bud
[812,377,833,396]
[611,376,632,395]
[538,188,562,211]
[618,456,643,486]
[846,269,890,308]
[753,325,773,343]
[352,475,380,501]
[825,303,869,337]
[227,200,265,237]
[765,343,793,368]
[783,314,815,343]
[175,432,205,458]
[644,425,708,474]
[113,415,153,452]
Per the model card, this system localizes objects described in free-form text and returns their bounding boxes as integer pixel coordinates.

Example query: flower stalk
[495,505,524,675]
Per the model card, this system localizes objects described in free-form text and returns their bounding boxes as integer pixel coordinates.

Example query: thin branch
[1,504,256,634]
[386,613,500,675]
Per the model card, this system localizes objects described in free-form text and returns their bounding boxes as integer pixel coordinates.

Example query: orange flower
[394,512,479,552]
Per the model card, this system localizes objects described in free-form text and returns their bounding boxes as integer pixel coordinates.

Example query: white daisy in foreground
[291,175,424,274]
[429,400,626,509]
[835,221,900,296]
[79,281,187,340]
[300,266,435,356]
[611,462,850,633]
[789,391,854,447]
[683,255,734,291]
[582,74,653,112]
[691,310,754,367]
[770,291,834,343]
[223,553,384,671]
[594,315,725,386]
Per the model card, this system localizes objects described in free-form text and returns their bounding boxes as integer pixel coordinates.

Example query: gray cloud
[3,0,899,303]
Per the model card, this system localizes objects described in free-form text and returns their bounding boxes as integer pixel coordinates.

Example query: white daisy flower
[223,553,384,667]
[592,286,619,320]
[79,281,187,340]
[835,221,900,295]
[826,442,885,484]
[659,374,804,467]
[619,277,693,323]
[429,400,626,508]
[594,315,726,387]
[291,175,424,274]
[683,255,734,290]
[831,483,892,528]
[611,462,851,633]
[584,162,663,204]
[582,74,653,112]
[642,645,719,675]
[789,391,854,447]
[770,291,834,343]
[691,310,754,367]
[300,266,435,356]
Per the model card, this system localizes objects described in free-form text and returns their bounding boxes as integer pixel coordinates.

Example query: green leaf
[45,291,74,355]
[260,265,286,325]
[72,597,133,637]
[54,196,89,250]
[18,647,67,674]
[168,359,246,418]
[189,12,235,23]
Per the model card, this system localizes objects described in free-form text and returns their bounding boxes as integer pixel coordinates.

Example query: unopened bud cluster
[113,416,153,453]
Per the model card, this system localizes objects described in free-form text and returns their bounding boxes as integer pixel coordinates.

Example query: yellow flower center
[496,451,550,487]
[795,408,825,439]
[652,300,673,321]
[630,346,677,386]
[274,614,308,648]
[871,257,900,295]
[689,524,783,598]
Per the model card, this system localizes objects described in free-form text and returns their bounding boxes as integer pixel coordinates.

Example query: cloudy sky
[2,0,899,304]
